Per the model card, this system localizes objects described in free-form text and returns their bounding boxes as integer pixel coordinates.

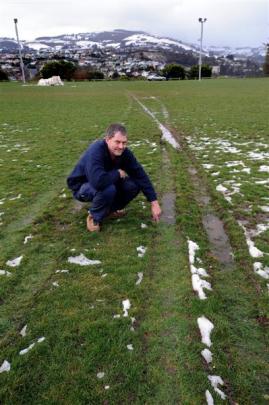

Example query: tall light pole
[198,17,207,81]
[14,18,26,84]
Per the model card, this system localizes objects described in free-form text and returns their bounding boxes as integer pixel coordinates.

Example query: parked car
[147,74,166,81]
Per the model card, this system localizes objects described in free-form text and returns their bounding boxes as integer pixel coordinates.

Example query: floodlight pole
[198,17,207,81]
[14,18,26,84]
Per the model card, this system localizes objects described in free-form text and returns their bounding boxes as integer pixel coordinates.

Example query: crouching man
[67,123,162,232]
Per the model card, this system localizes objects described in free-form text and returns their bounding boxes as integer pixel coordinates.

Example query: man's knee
[100,184,117,203]
[123,179,140,197]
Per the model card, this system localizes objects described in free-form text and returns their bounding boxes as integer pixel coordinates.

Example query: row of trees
[162,63,212,79]
[38,60,213,80]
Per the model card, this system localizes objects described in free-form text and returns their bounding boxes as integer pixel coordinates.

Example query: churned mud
[187,166,235,270]
[161,192,176,225]
[202,214,234,269]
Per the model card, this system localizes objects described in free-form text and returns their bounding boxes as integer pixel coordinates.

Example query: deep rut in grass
[133,94,235,270]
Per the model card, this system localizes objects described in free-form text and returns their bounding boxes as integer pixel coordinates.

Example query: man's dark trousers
[74,178,140,223]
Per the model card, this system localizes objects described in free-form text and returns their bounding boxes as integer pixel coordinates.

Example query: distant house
[212,66,220,76]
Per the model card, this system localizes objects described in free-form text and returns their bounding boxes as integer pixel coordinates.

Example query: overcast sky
[1,0,268,48]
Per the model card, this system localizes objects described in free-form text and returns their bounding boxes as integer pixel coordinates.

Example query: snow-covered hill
[0,29,265,62]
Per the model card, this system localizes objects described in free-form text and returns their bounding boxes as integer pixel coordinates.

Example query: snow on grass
[20,325,27,337]
[205,390,214,405]
[24,234,33,244]
[55,269,69,273]
[238,221,264,258]
[122,299,131,317]
[187,239,211,299]
[19,343,35,355]
[201,348,213,364]
[197,316,214,347]
[216,184,232,204]
[135,272,143,285]
[67,254,101,266]
[136,246,147,258]
[208,375,226,400]
[192,274,212,300]
[9,194,22,201]
[260,206,269,213]
[0,360,11,373]
[19,337,45,355]
[253,262,269,279]
[52,281,60,288]
[6,255,23,267]
[0,269,11,276]
[259,165,269,173]
[133,97,180,149]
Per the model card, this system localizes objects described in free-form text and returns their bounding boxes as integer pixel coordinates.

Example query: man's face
[106,132,128,157]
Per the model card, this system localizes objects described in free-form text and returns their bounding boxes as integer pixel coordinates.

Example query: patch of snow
[159,123,180,149]
[19,342,35,355]
[202,164,214,169]
[52,281,59,287]
[133,97,179,149]
[201,348,213,364]
[0,360,11,373]
[188,240,199,264]
[205,390,214,405]
[55,269,69,273]
[260,206,269,213]
[208,375,226,400]
[238,221,264,258]
[259,165,269,173]
[6,255,23,267]
[136,272,143,285]
[216,185,232,204]
[97,372,105,379]
[122,299,131,317]
[192,274,212,300]
[20,325,27,337]
[9,194,22,201]
[24,234,33,244]
[137,246,147,257]
[0,269,11,276]
[253,262,269,279]
[248,151,269,161]
[197,316,214,347]
[68,254,101,266]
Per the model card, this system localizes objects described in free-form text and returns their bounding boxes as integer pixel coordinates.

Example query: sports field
[0,78,268,404]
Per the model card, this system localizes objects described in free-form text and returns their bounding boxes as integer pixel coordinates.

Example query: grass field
[0,79,268,404]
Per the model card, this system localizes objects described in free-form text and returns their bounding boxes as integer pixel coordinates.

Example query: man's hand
[151,200,162,222]
[118,169,127,179]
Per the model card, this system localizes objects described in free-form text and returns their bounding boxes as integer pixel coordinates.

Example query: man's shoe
[86,215,100,232]
[107,209,126,219]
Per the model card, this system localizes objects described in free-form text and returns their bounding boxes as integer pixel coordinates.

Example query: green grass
[0,79,268,404]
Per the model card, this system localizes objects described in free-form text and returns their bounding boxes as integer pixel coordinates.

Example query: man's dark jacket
[67,140,157,202]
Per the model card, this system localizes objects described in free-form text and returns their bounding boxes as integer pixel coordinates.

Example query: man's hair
[105,123,127,139]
